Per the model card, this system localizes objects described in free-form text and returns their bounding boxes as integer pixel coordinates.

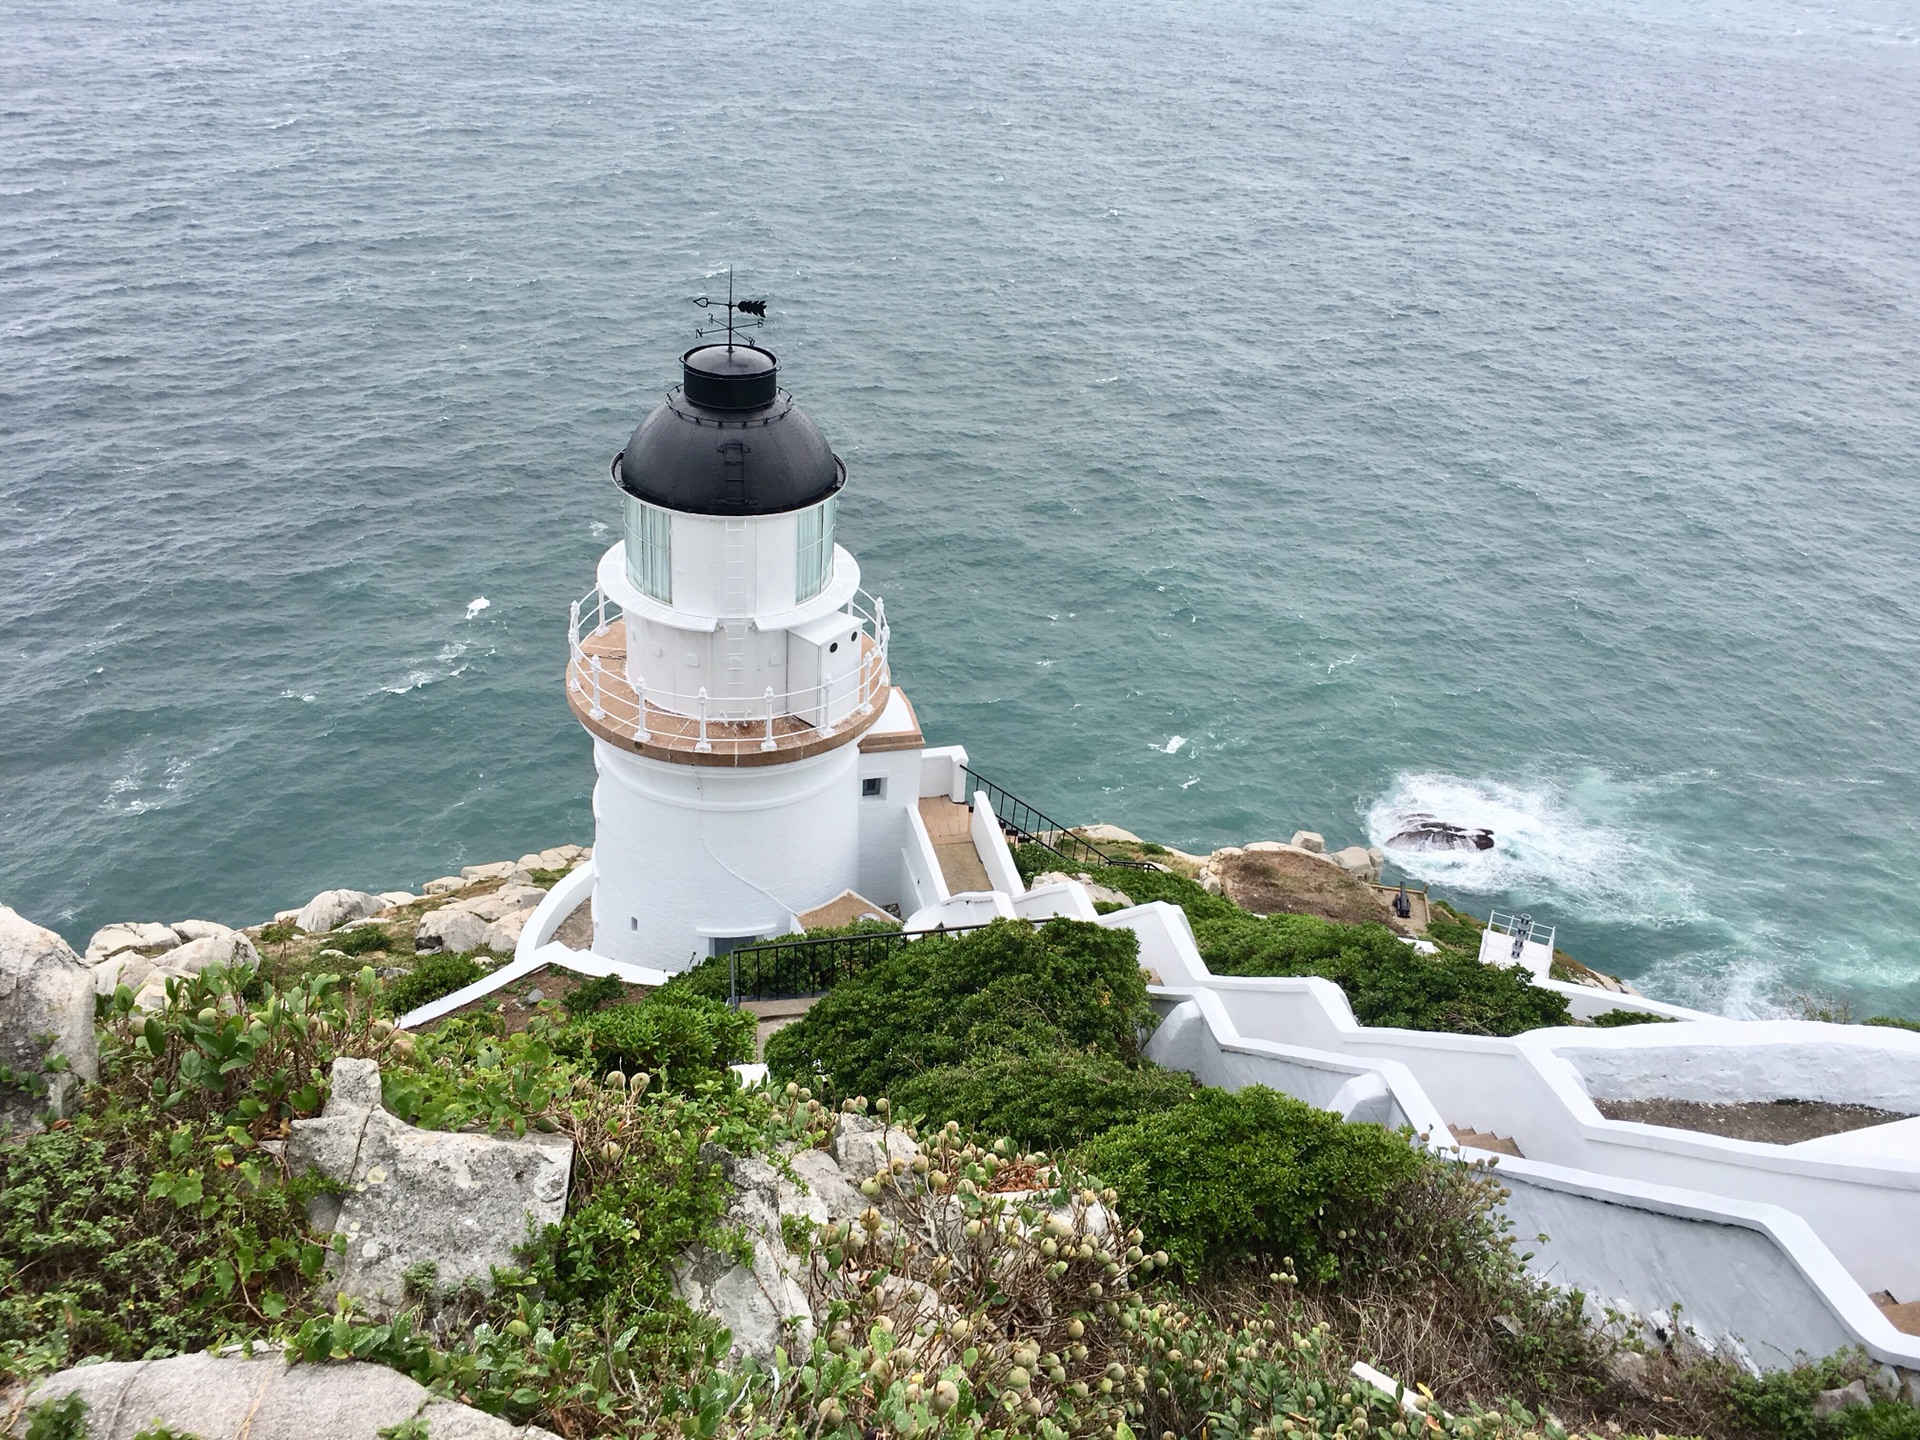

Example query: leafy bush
[890,1048,1197,1150]
[563,972,625,1015]
[1590,1008,1677,1027]
[1723,1352,1920,1440]
[382,952,484,1017]
[0,965,392,1379]
[1424,901,1485,952]
[1077,1084,1426,1278]
[1865,1015,1920,1034]
[560,991,755,1091]
[334,923,392,955]
[764,917,1152,1101]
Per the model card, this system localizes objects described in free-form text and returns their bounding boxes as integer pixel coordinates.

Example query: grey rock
[675,1144,815,1365]
[170,919,235,943]
[1813,1381,1871,1419]
[376,891,419,908]
[483,911,530,954]
[288,1058,572,1314]
[422,875,469,896]
[1605,1348,1651,1398]
[516,853,546,871]
[524,987,544,1005]
[537,847,575,868]
[461,861,516,882]
[1327,845,1383,884]
[166,931,261,975]
[415,907,490,954]
[296,889,387,934]
[0,904,99,1134]
[831,1112,919,1180]
[84,921,180,962]
[1290,831,1326,854]
[453,885,547,923]
[12,1352,563,1439]
[777,1144,870,1224]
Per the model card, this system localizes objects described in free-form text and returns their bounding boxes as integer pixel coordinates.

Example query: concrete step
[1450,1125,1524,1157]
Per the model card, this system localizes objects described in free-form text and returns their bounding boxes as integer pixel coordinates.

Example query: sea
[4,0,1918,1018]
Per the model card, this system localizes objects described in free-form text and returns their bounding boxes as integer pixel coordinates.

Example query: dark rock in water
[1385,815,1495,853]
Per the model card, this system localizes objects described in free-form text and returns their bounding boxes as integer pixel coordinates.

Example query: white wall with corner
[591,736,860,971]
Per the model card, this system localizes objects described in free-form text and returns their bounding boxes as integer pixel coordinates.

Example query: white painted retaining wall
[972,791,1026,896]
[1089,900,1920,1361]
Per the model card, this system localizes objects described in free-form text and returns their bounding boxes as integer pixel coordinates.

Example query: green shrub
[1077,1084,1426,1279]
[382,952,484,1017]
[561,992,755,1091]
[1722,1352,1920,1440]
[1590,1008,1677,1027]
[1866,1016,1920,1034]
[764,917,1151,1100]
[1423,901,1485,952]
[1199,911,1568,1035]
[890,1048,1197,1150]
[23,1393,89,1440]
[334,924,392,955]
[563,972,625,1015]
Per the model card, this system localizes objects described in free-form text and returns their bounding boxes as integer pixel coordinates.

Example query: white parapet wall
[971,790,1026,896]
[1090,898,1920,1366]
[398,860,673,1030]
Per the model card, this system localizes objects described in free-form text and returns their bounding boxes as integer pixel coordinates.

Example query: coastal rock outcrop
[296,888,387,934]
[11,1351,563,1439]
[0,905,99,1134]
[84,921,179,963]
[674,1143,816,1366]
[415,907,490,954]
[287,1058,573,1314]
[1031,871,1135,909]
[102,927,261,1002]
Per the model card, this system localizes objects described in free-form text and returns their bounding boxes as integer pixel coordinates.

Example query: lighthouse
[566,324,938,970]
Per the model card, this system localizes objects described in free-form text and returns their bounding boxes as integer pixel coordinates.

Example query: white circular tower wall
[589,736,862,971]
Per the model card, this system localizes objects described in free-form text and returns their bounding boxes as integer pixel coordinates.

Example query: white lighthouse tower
[566,324,935,970]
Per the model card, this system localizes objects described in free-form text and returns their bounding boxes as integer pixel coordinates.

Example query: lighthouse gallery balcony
[566,584,892,766]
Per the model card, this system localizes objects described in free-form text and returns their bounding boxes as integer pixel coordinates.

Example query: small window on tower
[862,776,886,799]
[624,498,672,602]
[795,497,837,601]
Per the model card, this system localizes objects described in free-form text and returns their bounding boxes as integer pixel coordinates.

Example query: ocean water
[4,0,1918,1017]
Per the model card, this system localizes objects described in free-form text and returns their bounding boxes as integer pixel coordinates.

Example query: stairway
[918,796,992,894]
[1449,1125,1524,1157]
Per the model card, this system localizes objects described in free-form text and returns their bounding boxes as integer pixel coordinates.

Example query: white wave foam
[1161,735,1187,755]
[1364,771,1701,927]
[465,596,490,620]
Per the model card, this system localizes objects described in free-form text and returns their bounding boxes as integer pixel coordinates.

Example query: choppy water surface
[4,0,1918,1016]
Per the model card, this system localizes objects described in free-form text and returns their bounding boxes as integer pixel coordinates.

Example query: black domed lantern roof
[615,342,844,517]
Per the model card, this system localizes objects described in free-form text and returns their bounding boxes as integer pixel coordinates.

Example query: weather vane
[691,269,768,349]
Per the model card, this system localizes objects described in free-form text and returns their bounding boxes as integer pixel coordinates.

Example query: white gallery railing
[567,585,891,753]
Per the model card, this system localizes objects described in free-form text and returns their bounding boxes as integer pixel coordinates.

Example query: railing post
[589,655,605,720]
[634,676,649,742]
[728,952,739,1009]
[568,601,583,695]
[595,586,606,636]
[695,688,712,753]
[761,686,777,751]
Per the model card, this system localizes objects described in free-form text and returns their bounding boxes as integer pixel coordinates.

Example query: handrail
[961,767,1156,872]
[566,584,891,746]
[1487,910,1556,958]
[726,917,1046,1003]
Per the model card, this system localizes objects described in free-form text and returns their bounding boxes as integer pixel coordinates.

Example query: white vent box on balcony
[787,610,867,730]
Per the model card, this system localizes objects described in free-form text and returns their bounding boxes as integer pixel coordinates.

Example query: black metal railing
[961,767,1156,872]
[727,917,1055,1003]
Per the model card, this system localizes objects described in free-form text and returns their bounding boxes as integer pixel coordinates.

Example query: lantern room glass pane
[795,497,837,602]
[624,498,672,603]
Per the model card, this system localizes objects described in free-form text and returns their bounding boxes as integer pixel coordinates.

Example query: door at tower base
[589,739,861,971]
